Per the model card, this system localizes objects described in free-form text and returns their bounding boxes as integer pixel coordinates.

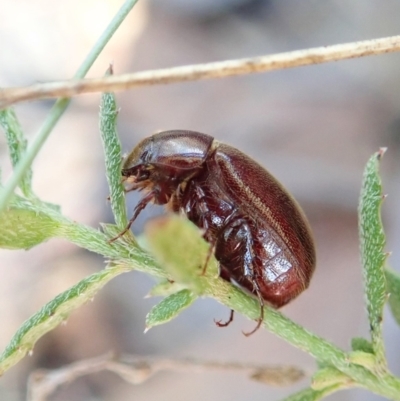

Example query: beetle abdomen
[211,143,316,303]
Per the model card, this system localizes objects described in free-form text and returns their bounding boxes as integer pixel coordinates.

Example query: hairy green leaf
[351,337,374,354]
[99,73,129,233]
[145,289,197,330]
[0,265,130,375]
[348,351,376,371]
[144,216,218,294]
[0,205,60,249]
[0,194,65,250]
[358,148,388,365]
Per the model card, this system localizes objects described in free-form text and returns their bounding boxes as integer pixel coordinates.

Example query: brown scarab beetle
[116,130,316,335]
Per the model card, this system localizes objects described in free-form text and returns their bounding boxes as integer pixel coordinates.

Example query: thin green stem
[281,384,345,401]
[0,0,140,213]
[203,281,400,399]
[73,0,140,79]
[0,99,70,212]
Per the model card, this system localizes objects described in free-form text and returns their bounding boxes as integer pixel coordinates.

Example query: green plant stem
[201,281,400,399]
[0,0,140,214]
[56,220,159,273]
[0,99,70,208]
[281,385,344,401]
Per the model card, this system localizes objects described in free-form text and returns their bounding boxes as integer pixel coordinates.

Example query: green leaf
[144,216,218,294]
[0,196,62,249]
[0,208,57,249]
[0,108,33,197]
[99,71,129,233]
[358,148,388,365]
[348,351,376,371]
[351,337,374,354]
[385,267,400,327]
[349,339,377,376]
[0,264,130,375]
[145,289,197,330]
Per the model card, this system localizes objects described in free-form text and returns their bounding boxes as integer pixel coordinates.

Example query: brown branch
[2,35,400,109]
[27,353,305,401]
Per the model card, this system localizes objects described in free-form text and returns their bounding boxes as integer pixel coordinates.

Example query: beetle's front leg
[109,190,157,242]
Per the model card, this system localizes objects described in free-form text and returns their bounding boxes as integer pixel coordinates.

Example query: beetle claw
[214,309,234,327]
[242,318,262,337]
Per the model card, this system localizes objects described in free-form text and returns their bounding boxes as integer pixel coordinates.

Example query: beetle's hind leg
[243,288,264,337]
[239,222,265,336]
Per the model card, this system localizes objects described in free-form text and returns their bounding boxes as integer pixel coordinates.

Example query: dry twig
[27,353,305,401]
[1,35,400,109]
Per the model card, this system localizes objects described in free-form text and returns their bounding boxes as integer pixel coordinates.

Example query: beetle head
[122,130,214,186]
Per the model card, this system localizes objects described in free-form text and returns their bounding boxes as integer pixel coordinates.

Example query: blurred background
[1,1,400,400]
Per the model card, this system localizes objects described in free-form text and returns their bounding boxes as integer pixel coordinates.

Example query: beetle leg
[109,190,156,242]
[200,240,216,276]
[240,222,265,336]
[214,309,234,327]
[242,288,264,336]
[182,182,216,275]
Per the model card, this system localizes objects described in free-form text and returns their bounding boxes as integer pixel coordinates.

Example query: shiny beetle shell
[119,130,316,331]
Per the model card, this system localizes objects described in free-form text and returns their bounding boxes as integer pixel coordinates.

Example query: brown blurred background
[1,1,400,400]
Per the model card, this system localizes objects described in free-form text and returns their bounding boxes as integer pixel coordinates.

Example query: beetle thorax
[145,163,199,205]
